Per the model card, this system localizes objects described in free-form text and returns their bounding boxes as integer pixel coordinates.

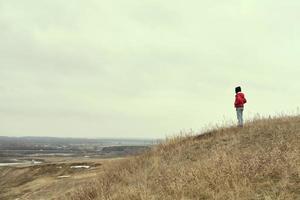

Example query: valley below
[0,136,156,200]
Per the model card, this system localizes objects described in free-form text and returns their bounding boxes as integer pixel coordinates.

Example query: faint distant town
[0,136,159,166]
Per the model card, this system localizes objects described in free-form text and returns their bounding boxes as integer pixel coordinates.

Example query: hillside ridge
[72,116,300,200]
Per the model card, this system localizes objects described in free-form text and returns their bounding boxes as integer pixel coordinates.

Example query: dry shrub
[72,116,300,200]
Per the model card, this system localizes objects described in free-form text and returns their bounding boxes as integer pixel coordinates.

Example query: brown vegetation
[0,159,117,200]
[71,116,300,200]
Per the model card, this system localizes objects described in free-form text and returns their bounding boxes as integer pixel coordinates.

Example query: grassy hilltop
[72,116,300,200]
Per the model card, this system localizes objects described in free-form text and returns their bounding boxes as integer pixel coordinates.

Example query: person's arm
[244,96,247,104]
[234,95,237,107]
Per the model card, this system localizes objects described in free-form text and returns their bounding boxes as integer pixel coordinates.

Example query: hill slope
[72,116,300,200]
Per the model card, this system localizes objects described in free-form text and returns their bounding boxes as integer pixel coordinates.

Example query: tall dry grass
[70,116,300,200]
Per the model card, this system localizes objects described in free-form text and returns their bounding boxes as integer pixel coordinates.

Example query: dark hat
[235,86,241,93]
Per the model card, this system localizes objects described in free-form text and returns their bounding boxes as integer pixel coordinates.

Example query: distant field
[0,137,155,161]
[0,137,155,200]
[0,157,124,200]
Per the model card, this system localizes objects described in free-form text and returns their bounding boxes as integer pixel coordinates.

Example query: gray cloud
[1,1,299,138]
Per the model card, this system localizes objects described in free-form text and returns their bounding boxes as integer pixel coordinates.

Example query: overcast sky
[1,1,299,139]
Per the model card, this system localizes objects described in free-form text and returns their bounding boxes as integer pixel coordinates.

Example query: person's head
[235,86,241,94]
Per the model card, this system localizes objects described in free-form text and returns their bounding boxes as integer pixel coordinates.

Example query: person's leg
[240,108,244,126]
[236,108,240,126]
[236,108,244,127]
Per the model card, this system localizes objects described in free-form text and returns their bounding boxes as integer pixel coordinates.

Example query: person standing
[234,86,247,127]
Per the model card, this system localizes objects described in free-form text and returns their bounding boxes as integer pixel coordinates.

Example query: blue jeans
[236,107,244,127]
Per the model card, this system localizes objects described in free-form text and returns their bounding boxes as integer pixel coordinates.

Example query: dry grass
[71,116,300,200]
[0,160,111,200]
